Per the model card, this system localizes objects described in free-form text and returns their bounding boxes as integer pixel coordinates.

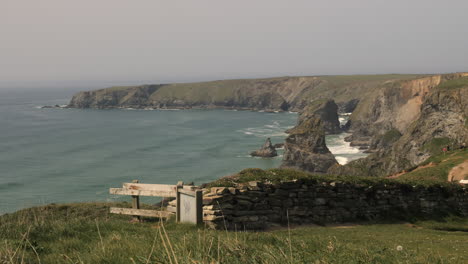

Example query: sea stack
[281,116,338,173]
[250,138,278,158]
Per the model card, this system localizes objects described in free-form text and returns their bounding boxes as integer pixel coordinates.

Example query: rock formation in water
[66,72,468,178]
[273,143,284,149]
[296,99,341,135]
[250,138,278,158]
[281,116,338,173]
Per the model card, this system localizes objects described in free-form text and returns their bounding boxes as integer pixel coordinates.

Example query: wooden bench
[109,180,203,224]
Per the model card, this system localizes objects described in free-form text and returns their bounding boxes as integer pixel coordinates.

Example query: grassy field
[398,149,468,182]
[1,203,467,263]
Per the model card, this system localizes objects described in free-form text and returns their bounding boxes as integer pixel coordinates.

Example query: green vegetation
[381,129,402,145]
[399,149,468,182]
[206,168,463,188]
[1,203,467,263]
[422,137,456,156]
[437,76,468,90]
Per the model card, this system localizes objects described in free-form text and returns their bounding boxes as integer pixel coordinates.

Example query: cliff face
[68,85,163,109]
[382,83,468,173]
[67,74,424,111]
[345,75,442,147]
[67,73,467,178]
[281,117,337,173]
[330,73,468,176]
[296,99,341,134]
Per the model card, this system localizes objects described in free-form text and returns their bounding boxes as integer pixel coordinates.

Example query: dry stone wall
[200,180,468,230]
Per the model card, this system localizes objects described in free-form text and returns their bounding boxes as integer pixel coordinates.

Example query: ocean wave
[238,121,291,138]
[236,155,252,158]
[326,132,368,165]
[328,144,360,155]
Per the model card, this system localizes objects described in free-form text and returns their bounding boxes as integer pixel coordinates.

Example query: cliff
[67,74,424,111]
[330,73,468,176]
[295,99,341,134]
[281,116,337,173]
[67,72,468,178]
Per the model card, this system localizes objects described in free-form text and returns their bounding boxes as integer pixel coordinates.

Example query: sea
[0,88,366,214]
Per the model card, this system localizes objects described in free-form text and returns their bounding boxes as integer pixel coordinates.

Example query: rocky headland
[67,73,468,178]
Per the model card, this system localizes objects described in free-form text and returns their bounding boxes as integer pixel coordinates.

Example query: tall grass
[1,203,467,263]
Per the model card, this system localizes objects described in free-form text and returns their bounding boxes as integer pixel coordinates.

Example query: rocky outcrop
[250,138,277,158]
[380,84,468,174]
[337,99,359,113]
[281,117,337,173]
[273,143,284,149]
[66,72,468,179]
[67,75,423,111]
[297,99,341,134]
[331,73,468,176]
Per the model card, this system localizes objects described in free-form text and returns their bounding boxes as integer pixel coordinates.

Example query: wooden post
[176,181,183,222]
[131,180,140,222]
[195,190,203,225]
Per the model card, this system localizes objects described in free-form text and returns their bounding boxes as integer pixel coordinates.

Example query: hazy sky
[2,0,468,88]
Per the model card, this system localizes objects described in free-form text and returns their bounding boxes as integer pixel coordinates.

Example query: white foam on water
[326,131,368,165]
[335,156,349,165]
[238,120,291,138]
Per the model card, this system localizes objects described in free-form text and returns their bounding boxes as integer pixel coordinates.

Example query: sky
[1,0,468,88]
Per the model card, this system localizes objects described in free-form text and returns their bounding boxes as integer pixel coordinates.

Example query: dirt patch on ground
[448,160,468,182]
[387,162,436,179]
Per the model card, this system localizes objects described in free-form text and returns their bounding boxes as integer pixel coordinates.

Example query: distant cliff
[67,73,468,177]
[67,75,424,111]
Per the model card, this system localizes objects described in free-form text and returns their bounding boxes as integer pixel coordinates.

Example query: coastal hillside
[67,73,468,178]
[67,74,424,111]
[328,73,468,176]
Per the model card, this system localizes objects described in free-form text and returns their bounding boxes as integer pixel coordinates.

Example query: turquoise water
[0,89,366,214]
[0,89,298,214]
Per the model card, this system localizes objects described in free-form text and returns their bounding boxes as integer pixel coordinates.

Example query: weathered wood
[176,189,203,225]
[109,188,177,197]
[178,188,198,196]
[167,206,177,213]
[195,190,203,225]
[131,180,140,221]
[176,188,181,222]
[123,183,177,192]
[110,207,172,218]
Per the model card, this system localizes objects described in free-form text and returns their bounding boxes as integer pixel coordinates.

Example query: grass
[205,167,464,188]
[437,76,468,90]
[1,202,467,263]
[398,149,468,182]
[381,129,402,145]
[422,137,454,156]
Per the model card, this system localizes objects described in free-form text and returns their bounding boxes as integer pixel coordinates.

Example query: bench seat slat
[109,188,176,197]
[110,207,172,218]
[123,183,177,192]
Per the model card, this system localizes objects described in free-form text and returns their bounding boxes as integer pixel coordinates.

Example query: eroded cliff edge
[67,73,468,177]
[67,75,424,111]
[329,73,468,176]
